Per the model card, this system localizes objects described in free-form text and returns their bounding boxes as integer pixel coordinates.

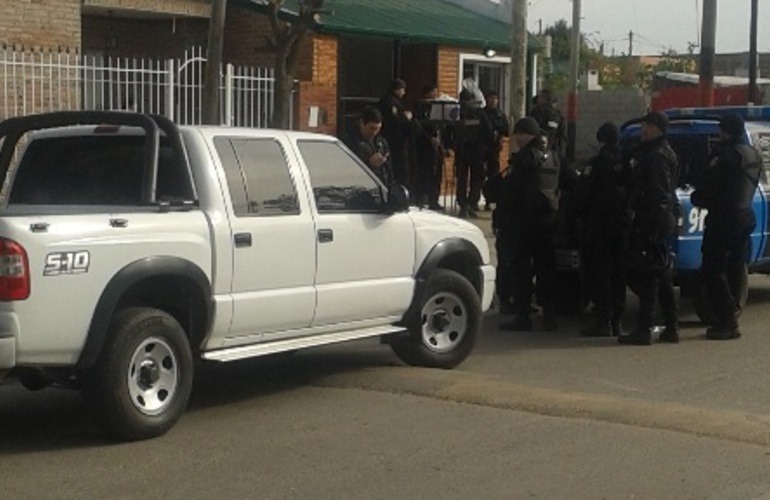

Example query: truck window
[7,134,192,206]
[666,134,719,189]
[296,140,383,213]
[213,137,299,217]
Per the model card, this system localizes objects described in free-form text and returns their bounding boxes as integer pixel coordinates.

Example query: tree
[542,20,601,91]
[203,0,228,125]
[266,0,325,129]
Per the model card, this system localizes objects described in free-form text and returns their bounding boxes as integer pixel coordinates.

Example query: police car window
[297,140,383,213]
[214,137,300,217]
[666,134,719,189]
[756,134,770,188]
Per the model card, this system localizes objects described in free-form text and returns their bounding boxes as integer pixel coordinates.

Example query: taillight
[0,238,30,300]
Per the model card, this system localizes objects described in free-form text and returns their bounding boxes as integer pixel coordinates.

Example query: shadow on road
[0,347,403,454]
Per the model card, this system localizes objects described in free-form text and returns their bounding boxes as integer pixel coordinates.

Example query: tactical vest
[536,149,560,214]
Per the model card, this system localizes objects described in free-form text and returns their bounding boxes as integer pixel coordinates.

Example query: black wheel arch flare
[76,256,212,369]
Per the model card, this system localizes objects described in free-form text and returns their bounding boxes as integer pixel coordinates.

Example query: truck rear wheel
[84,307,193,441]
[391,269,481,369]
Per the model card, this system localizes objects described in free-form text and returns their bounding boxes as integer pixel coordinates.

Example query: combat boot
[580,318,612,337]
[617,328,652,346]
[658,325,679,344]
[706,314,741,340]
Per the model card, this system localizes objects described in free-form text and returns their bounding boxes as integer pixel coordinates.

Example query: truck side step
[202,325,407,363]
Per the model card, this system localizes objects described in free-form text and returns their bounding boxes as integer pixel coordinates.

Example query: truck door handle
[110,218,128,228]
[318,229,334,243]
[234,233,252,247]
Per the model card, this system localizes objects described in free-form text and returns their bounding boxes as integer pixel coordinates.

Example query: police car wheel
[391,269,481,369]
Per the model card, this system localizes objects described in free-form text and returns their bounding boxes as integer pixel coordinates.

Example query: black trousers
[484,146,501,181]
[701,222,753,324]
[455,146,486,208]
[415,146,442,206]
[631,241,677,331]
[511,220,557,316]
[495,231,514,307]
[582,226,628,321]
[390,142,409,187]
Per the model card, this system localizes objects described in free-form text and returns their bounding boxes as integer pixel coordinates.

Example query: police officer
[413,84,445,210]
[619,112,679,345]
[378,78,413,186]
[576,122,632,337]
[454,89,493,219]
[481,90,510,210]
[498,116,560,332]
[529,90,565,156]
[349,107,394,186]
[691,113,762,340]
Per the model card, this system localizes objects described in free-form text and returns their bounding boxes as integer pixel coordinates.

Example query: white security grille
[0,45,281,128]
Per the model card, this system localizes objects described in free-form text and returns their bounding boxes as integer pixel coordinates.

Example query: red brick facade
[0,0,81,49]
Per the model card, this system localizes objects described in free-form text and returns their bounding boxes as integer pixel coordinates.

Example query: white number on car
[687,207,708,234]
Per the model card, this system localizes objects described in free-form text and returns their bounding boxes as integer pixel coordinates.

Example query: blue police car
[620,106,770,322]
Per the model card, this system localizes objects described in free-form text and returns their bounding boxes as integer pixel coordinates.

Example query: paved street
[4,212,770,499]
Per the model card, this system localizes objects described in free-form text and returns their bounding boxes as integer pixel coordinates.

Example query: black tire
[84,307,193,441]
[391,269,481,369]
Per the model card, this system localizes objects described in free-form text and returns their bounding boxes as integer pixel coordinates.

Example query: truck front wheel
[84,307,193,441]
[391,269,481,369]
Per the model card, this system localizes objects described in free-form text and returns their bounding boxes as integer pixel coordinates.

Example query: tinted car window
[214,137,300,217]
[8,135,188,205]
[297,140,383,213]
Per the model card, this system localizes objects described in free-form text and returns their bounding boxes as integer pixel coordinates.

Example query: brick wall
[437,46,461,97]
[0,0,81,49]
[296,34,337,133]
[81,0,209,17]
[223,5,313,81]
[82,15,208,57]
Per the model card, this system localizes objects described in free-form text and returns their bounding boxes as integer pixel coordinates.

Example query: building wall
[81,0,210,17]
[559,88,649,162]
[82,15,208,57]
[0,0,81,49]
[296,34,338,135]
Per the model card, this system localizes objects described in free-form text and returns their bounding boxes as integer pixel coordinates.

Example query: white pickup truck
[0,112,494,440]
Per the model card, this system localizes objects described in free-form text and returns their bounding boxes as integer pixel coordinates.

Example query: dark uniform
[455,91,493,218]
[691,114,762,340]
[482,96,510,184]
[575,122,632,336]
[378,81,412,186]
[498,127,560,331]
[350,127,395,187]
[529,94,565,156]
[413,98,444,209]
[620,113,679,345]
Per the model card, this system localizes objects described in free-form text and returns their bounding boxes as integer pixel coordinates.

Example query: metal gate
[0,45,281,128]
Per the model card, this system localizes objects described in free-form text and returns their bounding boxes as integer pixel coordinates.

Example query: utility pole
[509,0,528,124]
[628,30,633,57]
[566,0,581,162]
[203,0,228,125]
[749,0,759,104]
[698,0,716,107]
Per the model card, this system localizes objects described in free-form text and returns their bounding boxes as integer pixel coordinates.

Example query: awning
[236,0,542,51]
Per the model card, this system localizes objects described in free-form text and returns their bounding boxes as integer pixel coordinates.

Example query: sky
[527,0,769,56]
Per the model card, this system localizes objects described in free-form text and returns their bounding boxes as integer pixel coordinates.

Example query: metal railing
[0,45,282,128]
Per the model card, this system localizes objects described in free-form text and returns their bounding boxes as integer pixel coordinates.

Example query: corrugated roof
[236,0,541,51]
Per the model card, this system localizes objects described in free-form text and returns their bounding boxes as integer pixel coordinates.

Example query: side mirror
[386,184,410,213]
